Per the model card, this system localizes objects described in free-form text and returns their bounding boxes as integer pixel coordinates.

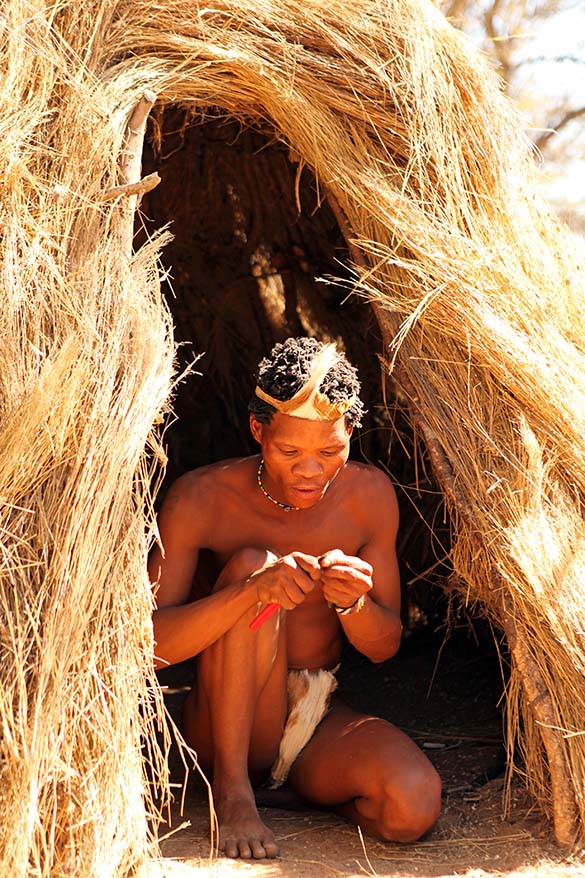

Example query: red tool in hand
[249,602,279,631]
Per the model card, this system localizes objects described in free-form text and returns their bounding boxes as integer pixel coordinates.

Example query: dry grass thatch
[1,0,584,874]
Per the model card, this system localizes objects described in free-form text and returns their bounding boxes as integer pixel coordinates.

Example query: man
[150,337,441,860]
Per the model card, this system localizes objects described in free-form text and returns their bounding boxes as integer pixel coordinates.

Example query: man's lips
[290,485,323,494]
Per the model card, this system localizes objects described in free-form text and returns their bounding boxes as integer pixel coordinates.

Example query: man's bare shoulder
[157,456,258,549]
[344,461,397,495]
[342,462,399,523]
[165,456,258,508]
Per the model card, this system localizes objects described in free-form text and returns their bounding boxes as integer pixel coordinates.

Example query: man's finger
[281,557,319,592]
[318,549,344,567]
[291,552,322,581]
[319,551,373,576]
[320,565,373,589]
[286,574,316,602]
[273,590,301,611]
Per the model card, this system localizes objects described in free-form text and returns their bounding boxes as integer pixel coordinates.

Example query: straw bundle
[1,0,584,873]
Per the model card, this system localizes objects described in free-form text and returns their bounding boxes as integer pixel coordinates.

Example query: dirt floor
[149,631,585,878]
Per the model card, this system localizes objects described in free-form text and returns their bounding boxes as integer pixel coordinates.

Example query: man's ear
[249,414,264,444]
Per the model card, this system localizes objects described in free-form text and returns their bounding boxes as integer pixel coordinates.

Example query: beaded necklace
[257,459,300,512]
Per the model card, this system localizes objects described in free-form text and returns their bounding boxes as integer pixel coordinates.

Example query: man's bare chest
[202,501,365,566]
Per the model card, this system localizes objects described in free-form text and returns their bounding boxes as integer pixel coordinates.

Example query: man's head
[248,337,364,428]
[248,338,364,510]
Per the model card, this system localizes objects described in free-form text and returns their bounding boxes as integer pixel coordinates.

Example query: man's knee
[214,547,277,592]
[377,762,442,843]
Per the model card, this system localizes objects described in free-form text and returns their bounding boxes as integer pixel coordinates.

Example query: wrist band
[334,594,366,616]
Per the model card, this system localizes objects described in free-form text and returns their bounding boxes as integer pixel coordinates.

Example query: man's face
[250,412,352,509]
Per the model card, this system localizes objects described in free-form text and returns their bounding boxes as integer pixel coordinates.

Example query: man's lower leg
[195,602,286,858]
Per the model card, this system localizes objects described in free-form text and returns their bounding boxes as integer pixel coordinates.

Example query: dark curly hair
[248,337,364,428]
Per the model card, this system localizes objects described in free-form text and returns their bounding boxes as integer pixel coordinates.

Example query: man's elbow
[361,637,401,664]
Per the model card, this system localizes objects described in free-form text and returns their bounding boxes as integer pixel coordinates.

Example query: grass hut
[1,0,584,874]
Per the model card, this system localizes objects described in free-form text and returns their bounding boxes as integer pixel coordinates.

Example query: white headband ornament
[254,344,355,421]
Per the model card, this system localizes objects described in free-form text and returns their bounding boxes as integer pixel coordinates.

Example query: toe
[237,838,252,858]
[249,838,267,859]
[263,839,280,858]
[223,838,239,859]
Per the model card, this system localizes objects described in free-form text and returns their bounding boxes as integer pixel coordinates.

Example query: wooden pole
[118,90,158,256]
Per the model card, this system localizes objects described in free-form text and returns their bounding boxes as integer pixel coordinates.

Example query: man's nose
[292,457,323,478]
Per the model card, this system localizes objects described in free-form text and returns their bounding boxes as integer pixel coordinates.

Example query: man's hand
[319,549,373,609]
[253,552,321,610]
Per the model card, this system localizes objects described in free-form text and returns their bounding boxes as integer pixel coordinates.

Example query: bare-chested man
[150,337,441,859]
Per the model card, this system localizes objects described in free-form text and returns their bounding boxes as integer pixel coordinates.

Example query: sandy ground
[149,634,585,878]
[145,782,584,878]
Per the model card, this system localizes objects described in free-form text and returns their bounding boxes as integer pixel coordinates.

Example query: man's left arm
[320,469,402,663]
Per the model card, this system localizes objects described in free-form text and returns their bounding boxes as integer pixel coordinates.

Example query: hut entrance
[140,108,385,476]
[141,109,508,818]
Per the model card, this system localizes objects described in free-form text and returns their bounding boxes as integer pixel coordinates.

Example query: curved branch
[522,55,585,67]
[118,90,158,256]
[535,105,585,150]
[100,172,160,202]
[120,90,157,186]
[483,0,512,83]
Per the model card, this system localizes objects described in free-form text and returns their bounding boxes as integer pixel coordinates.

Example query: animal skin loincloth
[269,666,339,789]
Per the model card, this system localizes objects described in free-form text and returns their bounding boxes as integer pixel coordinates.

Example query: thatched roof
[1,0,584,873]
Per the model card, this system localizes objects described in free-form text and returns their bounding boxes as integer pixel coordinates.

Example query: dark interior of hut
[139,107,510,818]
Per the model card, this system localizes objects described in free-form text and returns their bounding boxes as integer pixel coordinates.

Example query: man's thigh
[288,699,440,814]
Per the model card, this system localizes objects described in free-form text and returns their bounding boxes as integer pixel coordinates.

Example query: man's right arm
[149,475,320,669]
[149,475,261,668]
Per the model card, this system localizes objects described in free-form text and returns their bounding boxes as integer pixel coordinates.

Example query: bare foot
[215,791,280,858]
